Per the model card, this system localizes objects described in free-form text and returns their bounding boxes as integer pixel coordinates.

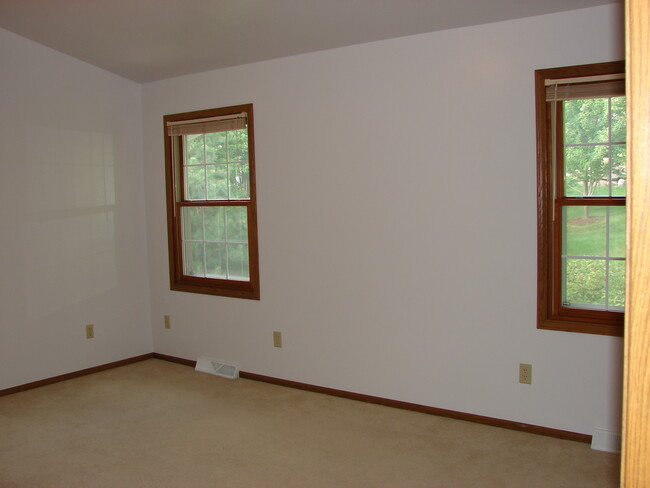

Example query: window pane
[227,244,249,280]
[563,258,606,308]
[609,260,625,308]
[181,207,204,241]
[564,145,610,197]
[611,96,626,143]
[563,99,609,145]
[185,134,205,165]
[228,163,250,199]
[183,131,249,202]
[563,206,606,257]
[563,96,627,198]
[611,143,627,196]
[562,205,625,311]
[206,164,228,200]
[185,166,206,200]
[205,132,227,163]
[205,243,227,278]
[183,241,205,277]
[181,205,250,281]
[226,206,248,242]
[228,129,249,162]
[203,206,225,242]
[609,206,626,258]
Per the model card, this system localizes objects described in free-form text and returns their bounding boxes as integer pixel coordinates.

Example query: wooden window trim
[164,104,260,300]
[535,61,625,336]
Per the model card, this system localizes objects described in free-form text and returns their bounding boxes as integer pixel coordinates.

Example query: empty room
[1,0,648,486]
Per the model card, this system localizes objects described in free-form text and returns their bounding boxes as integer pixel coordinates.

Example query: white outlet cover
[195,357,239,379]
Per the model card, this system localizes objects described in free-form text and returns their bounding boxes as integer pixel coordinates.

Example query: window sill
[537,318,623,337]
[170,280,260,300]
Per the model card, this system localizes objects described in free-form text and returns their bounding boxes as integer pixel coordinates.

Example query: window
[164,104,260,299]
[535,61,625,336]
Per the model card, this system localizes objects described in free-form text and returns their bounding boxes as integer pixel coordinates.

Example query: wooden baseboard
[0,353,154,397]
[152,352,196,367]
[152,353,591,444]
[0,351,592,444]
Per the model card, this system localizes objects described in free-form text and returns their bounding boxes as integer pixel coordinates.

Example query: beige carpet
[0,359,619,488]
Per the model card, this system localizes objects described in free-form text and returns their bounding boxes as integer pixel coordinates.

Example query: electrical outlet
[273,331,282,348]
[164,315,171,329]
[85,324,94,339]
[519,363,532,384]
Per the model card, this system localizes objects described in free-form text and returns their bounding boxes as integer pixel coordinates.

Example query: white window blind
[545,74,625,102]
[167,113,247,136]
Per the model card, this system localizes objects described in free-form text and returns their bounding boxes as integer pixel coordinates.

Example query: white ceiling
[0,0,620,83]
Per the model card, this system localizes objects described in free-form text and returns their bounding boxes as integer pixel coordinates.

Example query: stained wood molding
[622,0,650,485]
[1,352,593,445]
[154,353,591,444]
[0,353,154,397]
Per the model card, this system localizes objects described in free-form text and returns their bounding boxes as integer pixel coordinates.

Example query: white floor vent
[195,357,240,379]
[591,428,621,452]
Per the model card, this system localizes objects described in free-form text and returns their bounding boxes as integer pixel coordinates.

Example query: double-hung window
[164,104,260,299]
[535,62,625,336]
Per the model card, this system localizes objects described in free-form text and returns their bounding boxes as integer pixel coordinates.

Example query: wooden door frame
[621,0,650,485]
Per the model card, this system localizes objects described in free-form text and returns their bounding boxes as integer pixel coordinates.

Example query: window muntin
[561,205,625,311]
[535,62,625,336]
[181,206,250,281]
[183,130,250,201]
[562,96,627,197]
[164,105,259,299]
[557,95,626,314]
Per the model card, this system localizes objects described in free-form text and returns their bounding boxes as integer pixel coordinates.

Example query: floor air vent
[195,357,240,379]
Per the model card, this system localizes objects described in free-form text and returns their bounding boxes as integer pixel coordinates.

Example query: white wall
[0,1,624,439]
[143,4,625,436]
[0,29,153,389]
